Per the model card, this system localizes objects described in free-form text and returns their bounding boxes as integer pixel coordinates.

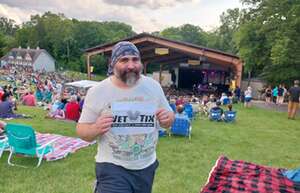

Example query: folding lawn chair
[184,103,194,120]
[170,117,192,140]
[222,98,231,105]
[5,123,56,167]
[169,103,176,112]
[224,111,237,122]
[0,137,8,158]
[209,109,222,121]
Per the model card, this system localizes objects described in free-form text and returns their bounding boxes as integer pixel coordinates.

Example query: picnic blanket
[36,133,96,161]
[200,156,300,193]
[0,113,31,120]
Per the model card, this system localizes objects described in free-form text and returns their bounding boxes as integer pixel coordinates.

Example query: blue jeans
[94,160,159,193]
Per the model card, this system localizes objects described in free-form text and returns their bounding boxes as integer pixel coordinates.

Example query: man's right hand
[92,114,114,136]
[76,114,114,142]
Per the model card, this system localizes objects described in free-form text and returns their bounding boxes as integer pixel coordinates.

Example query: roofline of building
[84,33,240,59]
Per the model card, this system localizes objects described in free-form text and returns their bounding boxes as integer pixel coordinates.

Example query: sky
[0,0,243,32]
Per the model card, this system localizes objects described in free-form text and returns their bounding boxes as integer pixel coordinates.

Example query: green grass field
[0,105,300,193]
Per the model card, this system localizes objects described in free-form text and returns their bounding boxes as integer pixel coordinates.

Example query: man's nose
[127,61,135,69]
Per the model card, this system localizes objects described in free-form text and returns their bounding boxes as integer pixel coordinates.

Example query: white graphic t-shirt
[78,75,172,170]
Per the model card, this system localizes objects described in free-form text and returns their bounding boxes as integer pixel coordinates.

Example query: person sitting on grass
[175,104,190,122]
[0,87,4,102]
[65,95,80,122]
[49,107,65,120]
[227,104,233,112]
[220,93,229,105]
[209,101,224,120]
[201,95,209,105]
[46,100,65,120]
[206,95,217,113]
[1,92,29,119]
[0,93,19,118]
[211,101,224,114]
[21,91,36,106]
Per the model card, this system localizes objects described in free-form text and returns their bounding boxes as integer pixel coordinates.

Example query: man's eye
[132,57,140,62]
[119,58,129,63]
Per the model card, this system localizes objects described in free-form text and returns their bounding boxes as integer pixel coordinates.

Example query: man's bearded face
[114,56,142,86]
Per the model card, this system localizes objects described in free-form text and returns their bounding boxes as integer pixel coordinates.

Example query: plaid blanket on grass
[201,156,300,193]
[36,133,96,161]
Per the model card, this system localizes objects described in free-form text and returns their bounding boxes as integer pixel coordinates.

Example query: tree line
[0,0,299,85]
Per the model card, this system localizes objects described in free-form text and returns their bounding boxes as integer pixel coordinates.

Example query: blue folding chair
[184,103,194,120]
[158,128,167,137]
[224,111,237,122]
[170,117,192,140]
[222,98,231,105]
[6,123,56,167]
[169,103,176,112]
[209,109,222,121]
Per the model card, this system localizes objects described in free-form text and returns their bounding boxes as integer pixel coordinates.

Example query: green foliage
[160,24,208,46]
[12,12,135,74]
[236,0,300,85]
[234,20,270,75]
[1,3,299,84]
[0,32,5,56]
[208,8,242,54]
[0,17,19,36]
[0,17,18,57]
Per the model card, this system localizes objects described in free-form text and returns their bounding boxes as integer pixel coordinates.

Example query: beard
[116,69,141,87]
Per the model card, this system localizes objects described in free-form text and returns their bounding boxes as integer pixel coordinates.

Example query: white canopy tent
[65,80,99,89]
[63,80,99,98]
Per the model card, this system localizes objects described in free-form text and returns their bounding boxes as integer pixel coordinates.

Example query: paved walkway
[252,100,300,115]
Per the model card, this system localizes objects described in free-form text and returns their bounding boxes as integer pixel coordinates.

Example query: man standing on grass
[76,41,174,193]
[288,80,300,120]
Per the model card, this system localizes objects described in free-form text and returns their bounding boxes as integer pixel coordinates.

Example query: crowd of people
[262,81,300,119]
[1,64,298,124]
[167,90,238,123]
[0,40,299,193]
[264,84,288,105]
[0,66,84,122]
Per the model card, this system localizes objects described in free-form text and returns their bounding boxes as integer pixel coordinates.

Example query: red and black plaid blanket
[201,156,300,193]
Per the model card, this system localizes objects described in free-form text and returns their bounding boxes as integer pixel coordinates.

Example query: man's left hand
[155,108,174,128]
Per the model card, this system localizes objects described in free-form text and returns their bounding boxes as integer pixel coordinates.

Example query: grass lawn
[0,104,300,193]
[63,71,106,81]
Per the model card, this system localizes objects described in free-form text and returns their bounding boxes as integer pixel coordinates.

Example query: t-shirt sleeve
[78,88,99,123]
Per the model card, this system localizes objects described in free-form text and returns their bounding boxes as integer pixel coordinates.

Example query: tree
[236,0,300,85]
[207,8,244,54]
[0,17,19,36]
[0,32,6,56]
[14,12,135,74]
[160,24,208,46]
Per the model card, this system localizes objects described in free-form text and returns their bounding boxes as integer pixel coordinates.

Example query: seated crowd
[0,67,84,122]
[167,91,237,124]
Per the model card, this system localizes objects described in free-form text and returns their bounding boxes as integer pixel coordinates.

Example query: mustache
[122,68,141,76]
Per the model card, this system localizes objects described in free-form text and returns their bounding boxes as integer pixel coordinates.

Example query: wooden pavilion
[84,33,243,91]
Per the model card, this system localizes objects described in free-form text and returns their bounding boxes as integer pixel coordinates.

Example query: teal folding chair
[0,137,8,158]
[5,123,56,167]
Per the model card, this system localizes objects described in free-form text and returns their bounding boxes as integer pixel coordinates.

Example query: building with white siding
[0,46,55,72]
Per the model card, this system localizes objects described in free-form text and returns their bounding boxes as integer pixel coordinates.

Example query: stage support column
[159,64,162,84]
[236,60,243,87]
[143,61,148,75]
[86,54,91,80]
